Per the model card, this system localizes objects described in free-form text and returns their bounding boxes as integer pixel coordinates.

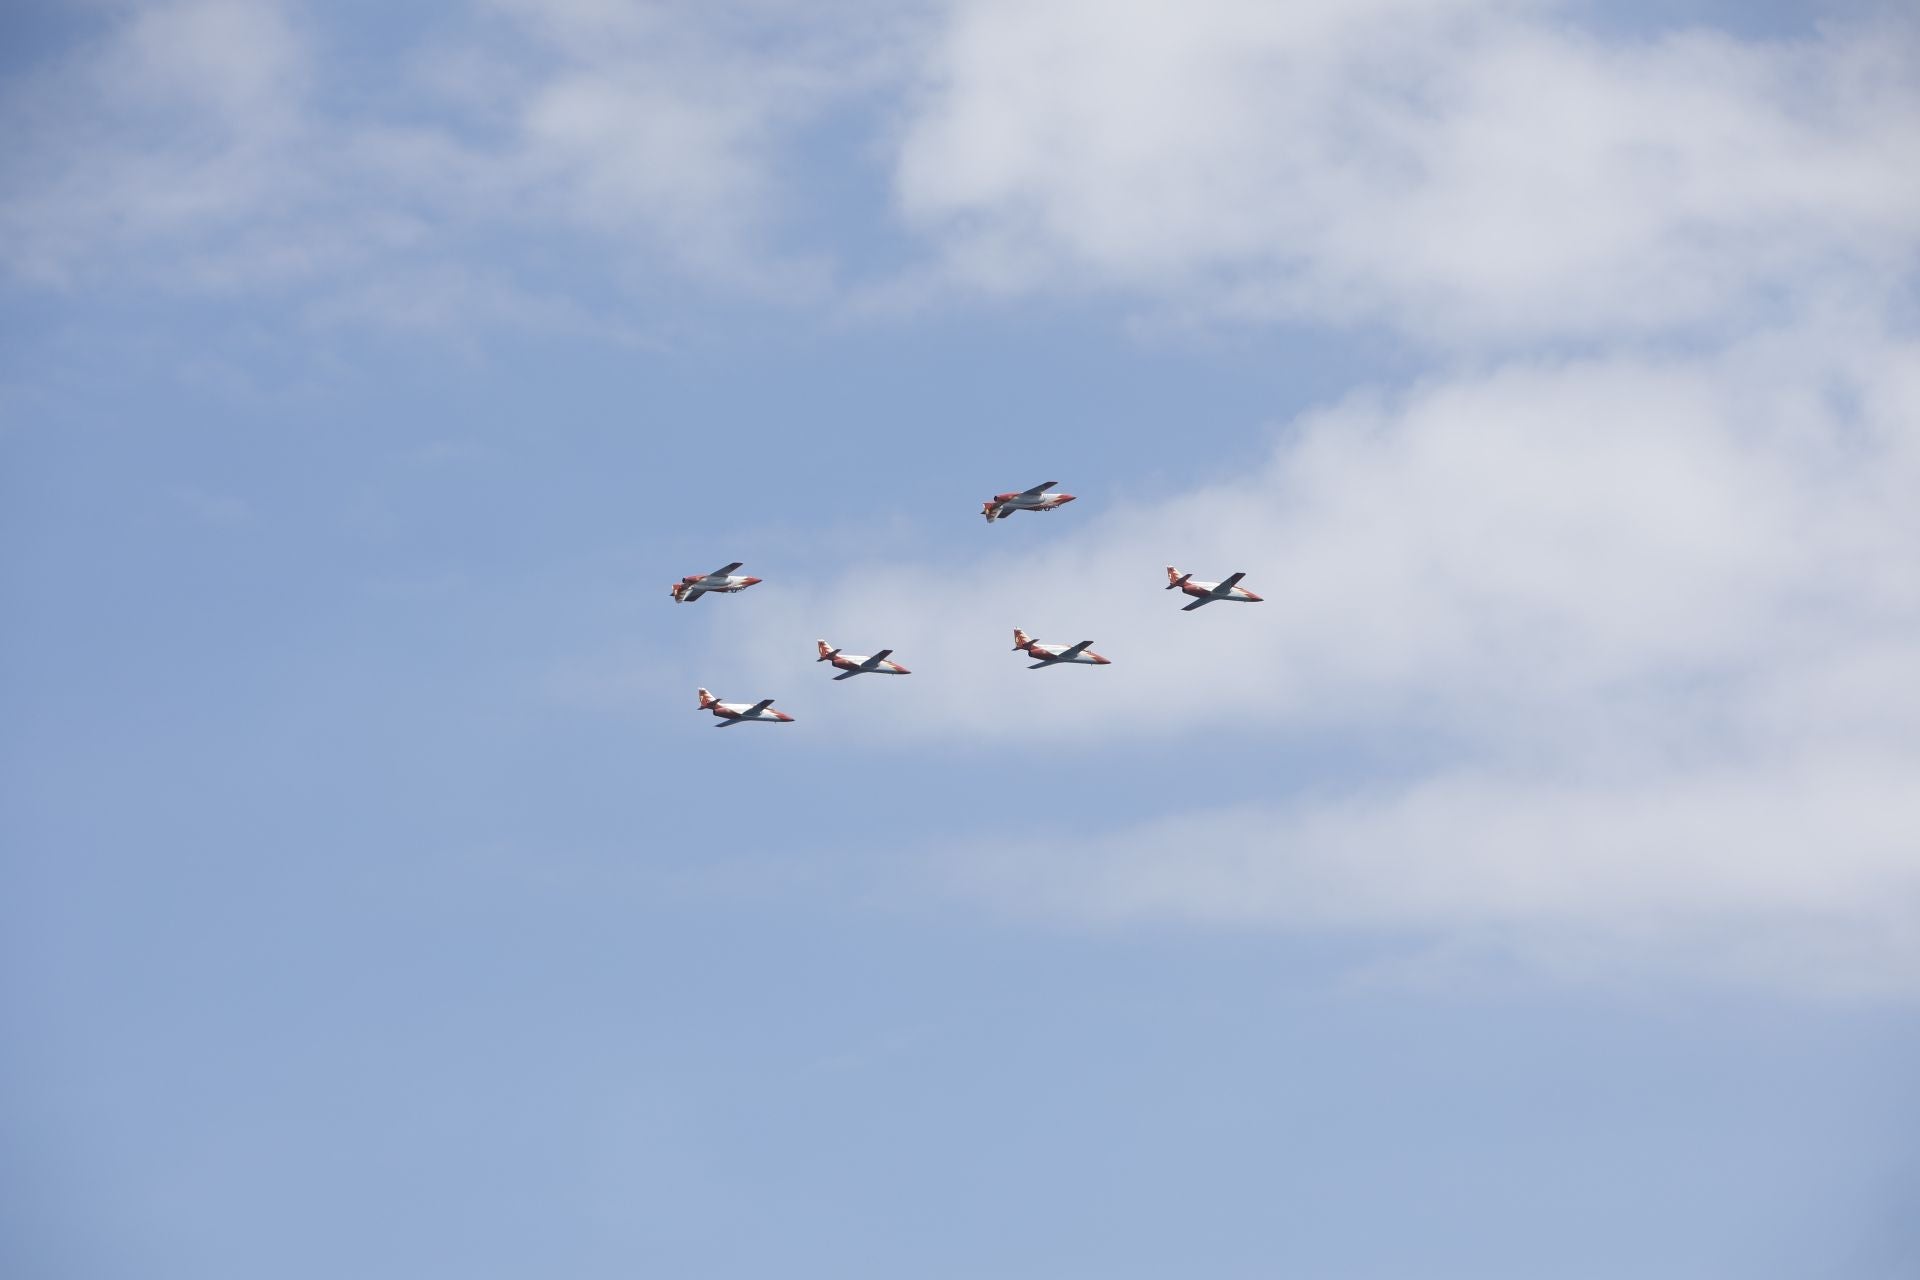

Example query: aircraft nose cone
[894,666,911,675]
[742,576,762,586]
[1057,494,1077,503]
[1243,591,1264,602]
[1093,654,1111,664]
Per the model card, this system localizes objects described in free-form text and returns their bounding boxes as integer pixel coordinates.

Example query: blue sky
[4,2,1919,1277]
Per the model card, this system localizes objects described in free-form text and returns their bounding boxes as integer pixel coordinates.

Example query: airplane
[1012,628,1111,669]
[670,561,762,603]
[697,687,794,728]
[816,640,911,679]
[983,480,1076,523]
[1166,565,1264,610]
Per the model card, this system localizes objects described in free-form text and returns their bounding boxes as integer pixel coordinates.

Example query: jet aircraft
[983,481,1076,523]
[1012,628,1111,669]
[670,561,761,603]
[697,688,794,727]
[1165,565,1264,610]
[817,640,911,679]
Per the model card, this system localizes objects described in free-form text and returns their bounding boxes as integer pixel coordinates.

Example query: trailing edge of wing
[712,561,744,576]
[832,670,858,680]
[1181,597,1211,611]
[743,698,775,717]
[1217,571,1246,591]
[1021,481,1058,496]
[865,649,893,666]
[1057,640,1093,660]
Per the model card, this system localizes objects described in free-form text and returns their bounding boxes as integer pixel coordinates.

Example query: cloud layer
[897,0,1920,342]
[1,0,918,322]
[8,2,1915,347]
[9,1,1917,994]
[732,324,1920,994]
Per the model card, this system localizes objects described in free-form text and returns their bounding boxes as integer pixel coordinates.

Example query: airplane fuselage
[1177,579,1262,602]
[1014,632,1111,666]
[711,703,793,723]
[984,491,1077,521]
[825,652,910,676]
[671,574,761,602]
[698,688,793,725]
[1026,645,1108,664]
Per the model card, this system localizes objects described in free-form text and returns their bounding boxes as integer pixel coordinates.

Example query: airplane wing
[1056,640,1093,660]
[832,669,860,680]
[1216,572,1246,592]
[680,586,706,603]
[1027,658,1061,669]
[1020,481,1058,496]
[1181,596,1213,611]
[715,716,747,727]
[862,649,893,667]
[743,698,775,717]
[711,561,744,577]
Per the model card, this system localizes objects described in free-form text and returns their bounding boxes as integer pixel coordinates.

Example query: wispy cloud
[1,0,925,328]
[12,2,1917,995]
[894,0,1920,343]
[724,322,1920,994]
[728,324,1918,740]
[10,2,1912,347]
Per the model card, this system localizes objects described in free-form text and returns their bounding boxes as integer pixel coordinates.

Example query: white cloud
[725,324,1920,994]
[732,325,1917,740]
[947,755,1920,998]
[895,0,1920,342]
[11,2,1917,995]
[1,0,321,287]
[0,0,921,316]
[11,1,1911,345]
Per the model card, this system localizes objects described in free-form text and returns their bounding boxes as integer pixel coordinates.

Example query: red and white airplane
[670,561,761,603]
[697,687,794,728]
[1012,628,1111,669]
[816,640,911,679]
[983,480,1076,523]
[1166,565,1264,610]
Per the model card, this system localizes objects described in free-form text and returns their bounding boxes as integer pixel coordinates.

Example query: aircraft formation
[676,482,1261,727]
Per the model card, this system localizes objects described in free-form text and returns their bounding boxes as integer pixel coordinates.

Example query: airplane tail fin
[816,640,836,661]
[697,688,716,709]
[1166,565,1180,586]
[982,502,998,522]
[1013,628,1031,650]
[671,583,687,601]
